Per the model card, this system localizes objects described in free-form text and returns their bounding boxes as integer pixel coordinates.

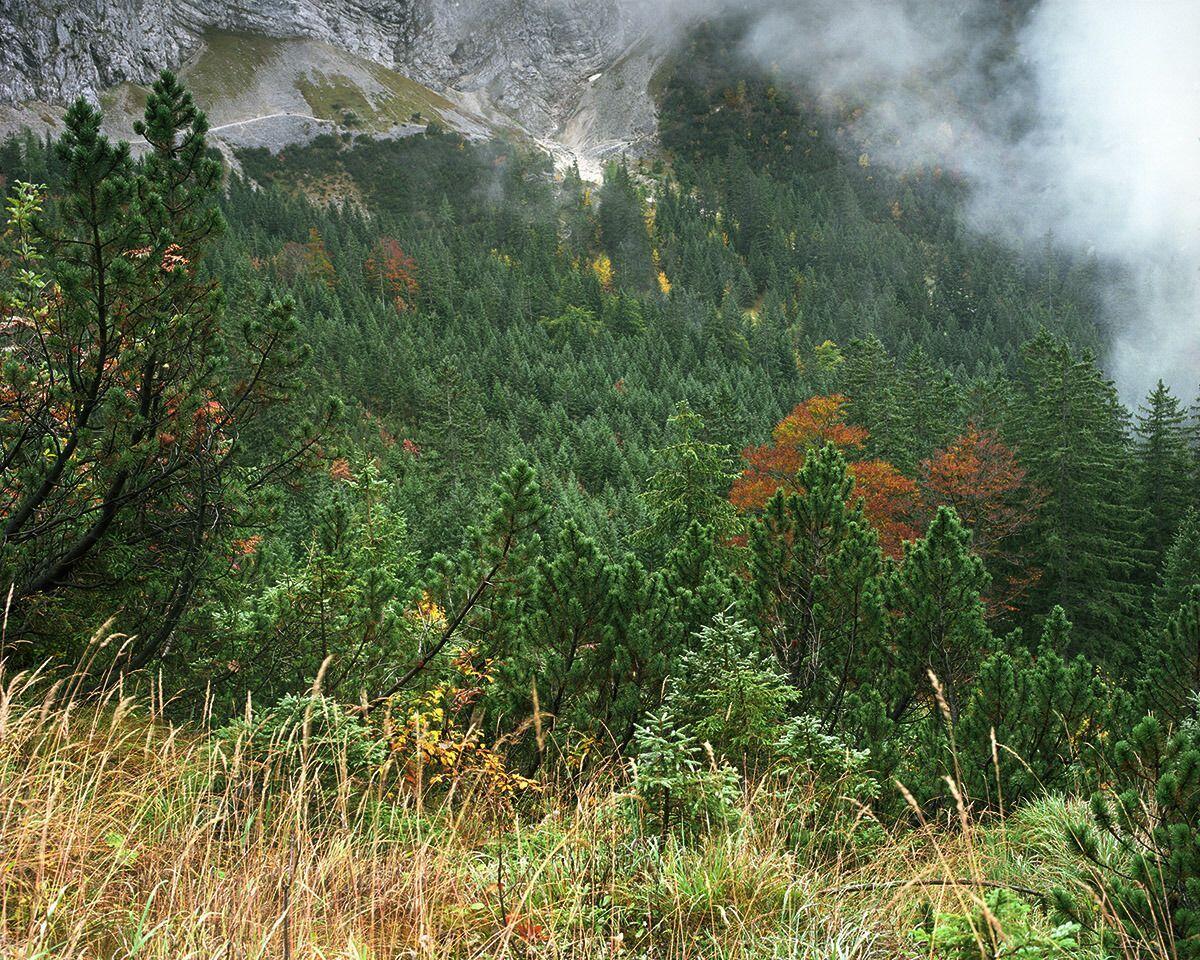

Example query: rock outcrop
[0,0,664,163]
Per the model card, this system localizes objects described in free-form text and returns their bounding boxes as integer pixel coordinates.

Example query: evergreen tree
[1144,587,1200,727]
[206,465,418,700]
[877,347,964,474]
[1136,380,1192,565]
[504,520,629,756]
[1060,714,1200,959]
[630,701,738,842]
[952,608,1112,807]
[639,401,741,549]
[597,162,653,291]
[1155,509,1200,628]
[886,507,991,724]
[666,612,796,772]
[1012,331,1146,666]
[0,73,307,664]
[749,443,887,718]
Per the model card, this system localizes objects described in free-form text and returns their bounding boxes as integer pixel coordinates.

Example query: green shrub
[949,609,1116,808]
[630,703,740,842]
[667,612,796,772]
[772,715,883,854]
[913,888,1081,959]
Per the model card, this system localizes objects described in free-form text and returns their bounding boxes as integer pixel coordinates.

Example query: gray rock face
[0,0,654,145]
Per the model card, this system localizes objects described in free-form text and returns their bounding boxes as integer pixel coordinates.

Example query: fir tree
[666,612,796,772]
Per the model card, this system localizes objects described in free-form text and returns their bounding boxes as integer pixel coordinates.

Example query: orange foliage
[232,535,262,557]
[363,237,420,312]
[728,441,802,513]
[509,918,550,944]
[849,459,921,549]
[772,394,867,452]
[731,395,918,557]
[921,425,1044,614]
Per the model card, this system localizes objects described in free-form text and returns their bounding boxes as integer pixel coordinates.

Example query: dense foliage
[1,19,1198,955]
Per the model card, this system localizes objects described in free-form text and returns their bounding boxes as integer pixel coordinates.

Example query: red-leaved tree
[731,395,919,556]
[364,237,419,312]
[920,425,1044,615]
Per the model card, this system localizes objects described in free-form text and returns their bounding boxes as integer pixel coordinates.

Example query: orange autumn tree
[730,395,919,556]
[364,237,420,312]
[920,425,1044,615]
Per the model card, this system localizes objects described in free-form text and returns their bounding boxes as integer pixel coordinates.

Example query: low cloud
[628,0,1200,402]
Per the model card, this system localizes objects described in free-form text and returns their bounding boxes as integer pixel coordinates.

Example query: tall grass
[0,660,1106,959]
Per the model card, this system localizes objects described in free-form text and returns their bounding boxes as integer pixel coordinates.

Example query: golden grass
[0,661,1104,960]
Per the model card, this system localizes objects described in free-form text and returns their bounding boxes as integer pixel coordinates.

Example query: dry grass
[0,661,1102,960]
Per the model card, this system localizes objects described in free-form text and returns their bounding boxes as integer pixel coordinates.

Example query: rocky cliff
[0,0,665,168]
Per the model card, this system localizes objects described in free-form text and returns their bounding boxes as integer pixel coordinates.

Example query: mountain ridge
[0,0,665,173]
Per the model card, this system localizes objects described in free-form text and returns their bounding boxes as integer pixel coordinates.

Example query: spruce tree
[640,401,741,549]
[667,612,796,772]
[877,347,964,474]
[1144,587,1200,727]
[1136,380,1192,566]
[1012,331,1147,666]
[1155,509,1200,628]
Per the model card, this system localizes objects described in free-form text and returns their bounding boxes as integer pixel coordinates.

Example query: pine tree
[1060,713,1200,959]
[375,460,544,700]
[506,520,625,752]
[210,465,418,699]
[952,608,1112,807]
[886,507,991,724]
[749,443,887,718]
[0,73,308,664]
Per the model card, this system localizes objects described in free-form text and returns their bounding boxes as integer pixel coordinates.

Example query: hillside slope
[0,0,664,170]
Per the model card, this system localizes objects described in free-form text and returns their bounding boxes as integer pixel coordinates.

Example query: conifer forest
[0,9,1198,959]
